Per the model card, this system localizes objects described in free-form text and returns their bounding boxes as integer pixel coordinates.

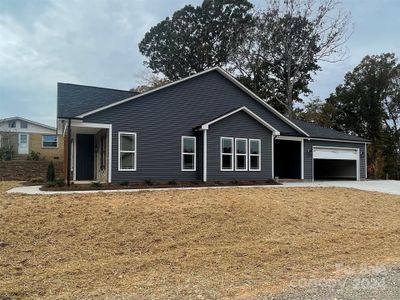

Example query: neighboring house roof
[57,83,138,118]
[290,118,369,142]
[195,106,280,135]
[0,116,55,131]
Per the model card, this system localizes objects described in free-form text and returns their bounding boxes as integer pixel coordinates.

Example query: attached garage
[313,146,359,181]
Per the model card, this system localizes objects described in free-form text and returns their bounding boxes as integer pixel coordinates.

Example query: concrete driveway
[283,180,400,196]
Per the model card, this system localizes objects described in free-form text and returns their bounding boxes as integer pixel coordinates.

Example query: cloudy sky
[1,0,399,126]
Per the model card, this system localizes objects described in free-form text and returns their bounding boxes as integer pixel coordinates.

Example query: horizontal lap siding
[84,71,292,182]
[303,140,367,180]
[207,111,272,181]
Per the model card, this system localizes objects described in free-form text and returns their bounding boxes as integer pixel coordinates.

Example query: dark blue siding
[207,111,272,180]
[303,140,367,180]
[84,71,293,182]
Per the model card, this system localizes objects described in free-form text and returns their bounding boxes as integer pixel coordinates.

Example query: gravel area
[262,264,400,300]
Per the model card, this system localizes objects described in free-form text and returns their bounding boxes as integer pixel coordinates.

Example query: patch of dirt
[0,182,399,299]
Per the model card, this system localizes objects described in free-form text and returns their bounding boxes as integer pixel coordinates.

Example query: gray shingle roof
[57,83,138,118]
[290,118,369,142]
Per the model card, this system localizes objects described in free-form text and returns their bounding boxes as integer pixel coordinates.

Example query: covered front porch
[60,120,112,184]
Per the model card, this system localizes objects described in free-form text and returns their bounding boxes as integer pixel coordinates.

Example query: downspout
[67,119,71,186]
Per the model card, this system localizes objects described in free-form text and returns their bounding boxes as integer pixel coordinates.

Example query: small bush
[45,181,56,188]
[91,181,102,188]
[168,180,177,185]
[27,151,40,161]
[55,178,65,187]
[47,161,56,182]
[230,180,240,185]
[0,145,13,161]
[144,179,153,186]
[119,181,129,186]
[30,177,45,183]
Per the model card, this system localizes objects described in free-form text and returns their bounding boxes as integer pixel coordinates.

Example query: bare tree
[234,0,352,116]
[131,72,171,93]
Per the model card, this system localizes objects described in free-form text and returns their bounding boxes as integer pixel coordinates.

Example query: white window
[8,121,16,128]
[249,139,261,171]
[181,136,196,171]
[42,135,58,148]
[220,137,234,171]
[118,132,136,171]
[235,138,248,171]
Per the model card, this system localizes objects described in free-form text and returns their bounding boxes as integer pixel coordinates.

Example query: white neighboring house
[0,116,63,160]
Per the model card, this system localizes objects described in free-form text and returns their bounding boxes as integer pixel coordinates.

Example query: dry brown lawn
[1,181,400,299]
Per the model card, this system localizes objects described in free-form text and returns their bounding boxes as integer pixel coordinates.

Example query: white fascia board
[200,106,280,136]
[308,137,371,144]
[74,67,309,137]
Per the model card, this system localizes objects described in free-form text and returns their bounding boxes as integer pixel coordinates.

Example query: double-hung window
[118,132,136,171]
[235,138,248,171]
[181,136,196,171]
[249,139,261,171]
[220,137,233,171]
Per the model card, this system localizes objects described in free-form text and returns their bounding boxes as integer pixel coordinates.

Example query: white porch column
[203,129,208,182]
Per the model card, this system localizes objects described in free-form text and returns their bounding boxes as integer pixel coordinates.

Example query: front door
[18,133,29,154]
[76,134,95,180]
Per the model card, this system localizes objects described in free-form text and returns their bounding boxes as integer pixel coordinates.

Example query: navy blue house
[57,67,369,183]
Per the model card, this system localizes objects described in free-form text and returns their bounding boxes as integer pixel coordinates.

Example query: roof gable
[75,67,309,137]
[196,106,280,135]
[0,116,55,131]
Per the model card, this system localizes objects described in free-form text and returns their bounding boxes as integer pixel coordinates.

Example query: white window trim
[235,138,248,171]
[118,132,137,171]
[181,136,196,171]
[249,139,261,171]
[220,137,234,171]
[42,135,59,148]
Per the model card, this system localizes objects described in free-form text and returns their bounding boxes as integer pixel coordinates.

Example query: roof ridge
[58,82,137,94]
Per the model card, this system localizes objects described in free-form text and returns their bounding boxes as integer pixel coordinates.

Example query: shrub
[119,181,129,186]
[91,181,102,188]
[55,178,65,187]
[30,177,45,183]
[0,145,13,161]
[144,179,153,186]
[27,151,40,161]
[168,180,177,185]
[231,180,240,185]
[45,181,56,188]
[47,161,56,182]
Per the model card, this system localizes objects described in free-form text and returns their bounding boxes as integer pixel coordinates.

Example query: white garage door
[313,147,358,160]
[313,147,360,181]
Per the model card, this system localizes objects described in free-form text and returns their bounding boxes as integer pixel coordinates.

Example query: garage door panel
[313,147,358,160]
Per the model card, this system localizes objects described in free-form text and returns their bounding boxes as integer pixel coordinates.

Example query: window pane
[121,152,135,169]
[183,138,195,153]
[237,155,246,169]
[222,154,232,169]
[20,135,27,143]
[8,121,16,128]
[222,138,232,153]
[20,121,28,128]
[43,135,57,147]
[183,154,194,169]
[121,134,135,151]
[236,139,246,154]
[250,156,260,169]
[250,140,260,154]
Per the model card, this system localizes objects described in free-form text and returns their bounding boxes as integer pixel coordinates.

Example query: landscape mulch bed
[40,179,279,191]
[1,181,400,299]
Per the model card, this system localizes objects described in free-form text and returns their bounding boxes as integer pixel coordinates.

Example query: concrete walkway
[6,180,400,195]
